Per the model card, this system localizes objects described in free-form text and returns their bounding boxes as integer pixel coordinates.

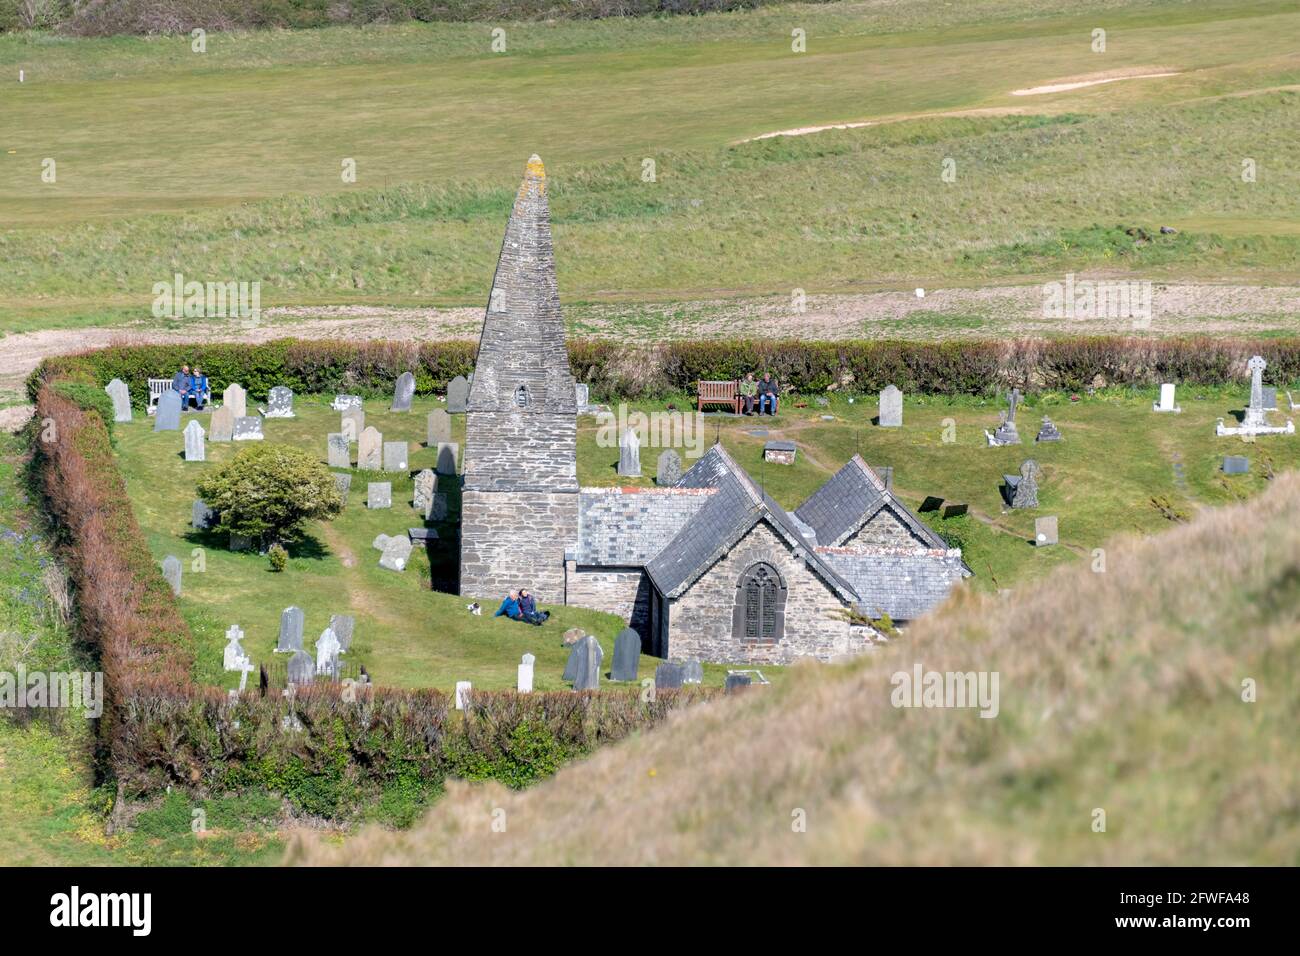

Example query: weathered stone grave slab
[106,379,132,423]
[656,449,681,486]
[233,416,264,441]
[358,427,382,470]
[447,376,469,413]
[209,405,234,442]
[327,433,351,468]
[436,442,459,476]
[192,499,215,530]
[161,555,182,595]
[184,420,205,461]
[383,441,409,473]
[1034,515,1059,547]
[878,384,903,427]
[427,409,450,447]
[276,606,305,653]
[618,429,640,477]
[367,482,392,509]
[391,371,415,412]
[154,390,181,431]
[264,386,295,418]
[611,628,640,681]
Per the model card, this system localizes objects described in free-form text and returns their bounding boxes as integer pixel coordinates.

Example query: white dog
[466,602,482,616]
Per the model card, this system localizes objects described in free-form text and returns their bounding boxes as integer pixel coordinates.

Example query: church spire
[468,154,575,413]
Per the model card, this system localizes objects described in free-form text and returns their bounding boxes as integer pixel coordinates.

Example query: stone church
[461,156,969,664]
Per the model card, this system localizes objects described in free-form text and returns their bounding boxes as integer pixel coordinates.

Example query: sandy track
[1011,68,1183,96]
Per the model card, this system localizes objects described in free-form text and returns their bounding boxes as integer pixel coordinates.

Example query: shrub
[49,381,116,444]
[267,542,288,572]
[195,443,342,547]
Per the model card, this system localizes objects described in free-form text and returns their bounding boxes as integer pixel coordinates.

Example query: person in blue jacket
[494,590,523,621]
[189,366,208,410]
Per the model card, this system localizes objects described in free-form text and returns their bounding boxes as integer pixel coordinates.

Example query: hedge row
[29,336,1300,407]
[118,681,709,818]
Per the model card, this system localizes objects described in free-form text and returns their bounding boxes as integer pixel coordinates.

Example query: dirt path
[1011,68,1183,96]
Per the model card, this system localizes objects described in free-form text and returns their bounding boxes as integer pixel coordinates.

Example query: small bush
[196,443,342,548]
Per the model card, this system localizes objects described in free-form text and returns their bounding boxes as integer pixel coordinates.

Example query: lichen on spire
[519,154,547,199]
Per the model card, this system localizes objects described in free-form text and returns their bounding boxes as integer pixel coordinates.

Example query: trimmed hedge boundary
[29,381,711,820]
[29,336,1300,406]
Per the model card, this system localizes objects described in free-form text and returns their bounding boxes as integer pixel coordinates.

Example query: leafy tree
[196,443,341,548]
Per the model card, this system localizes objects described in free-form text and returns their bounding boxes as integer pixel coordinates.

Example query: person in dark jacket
[758,372,779,415]
[518,588,548,625]
[494,590,523,621]
[172,365,192,406]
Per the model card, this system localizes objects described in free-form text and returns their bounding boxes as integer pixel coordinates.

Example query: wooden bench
[148,378,212,415]
[697,380,741,413]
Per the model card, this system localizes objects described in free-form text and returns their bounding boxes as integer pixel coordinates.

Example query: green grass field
[109,384,1300,695]
[2,0,1299,336]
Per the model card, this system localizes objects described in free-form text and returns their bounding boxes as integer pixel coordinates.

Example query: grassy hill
[291,469,1300,865]
[2,0,1299,335]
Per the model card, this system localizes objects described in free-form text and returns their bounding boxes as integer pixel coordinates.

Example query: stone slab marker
[724,673,752,692]
[332,472,352,503]
[232,416,264,441]
[436,442,458,476]
[571,634,602,691]
[412,469,436,516]
[878,384,903,427]
[455,681,472,710]
[223,383,247,419]
[191,499,215,530]
[287,650,314,685]
[383,441,409,473]
[161,555,182,596]
[517,653,535,693]
[329,614,355,652]
[379,536,412,572]
[611,628,640,681]
[427,409,450,447]
[358,426,382,470]
[153,389,181,431]
[327,433,351,469]
[430,493,449,521]
[682,659,703,684]
[276,606,305,653]
[391,371,415,412]
[183,420,206,461]
[446,376,469,414]
[1154,383,1181,413]
[618,428,641,477]
[223,625,249,672]
[341,408,365,442]
[654,661,684,690]
[656,449,681,487]
[367,482,392,509]
[209,405,235,441]
[315,627,341,676]
[105,379,132,423]
[264,386,295,418]
[1034,515,1058,547]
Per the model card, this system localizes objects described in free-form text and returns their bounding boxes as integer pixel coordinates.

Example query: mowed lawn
[113,385,1300,694]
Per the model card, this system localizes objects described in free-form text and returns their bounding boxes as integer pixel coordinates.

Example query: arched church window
[515,385,529,408]
[732,562,786,642]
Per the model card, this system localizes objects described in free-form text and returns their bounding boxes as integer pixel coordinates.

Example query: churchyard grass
[3,0,1300,336]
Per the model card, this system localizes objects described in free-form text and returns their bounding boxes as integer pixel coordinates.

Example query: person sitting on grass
[758,371,779,415]
[172,364,192,406]
[494,590,524,621]
[518,588,549,626]
[738,372,758,415]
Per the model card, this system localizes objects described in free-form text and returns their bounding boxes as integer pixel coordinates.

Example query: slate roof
[795,454,948,550]
[819,547,970,621]
[575,487,713,566]
[644,445,859,602]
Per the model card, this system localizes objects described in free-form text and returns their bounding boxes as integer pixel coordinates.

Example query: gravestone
[413,469,436,516]
[276,607,305,654]
[223,383,247,419]
[315,627,341,676]
[332,472,352,503]
[153,389,181,431]
[341,408,365,443]
[455,681,472,710]
[1034,515,1058,547]
[1154,383,1181,413]
[436,442,459,476]
[618,429,641,477]
[574,383,590,410]
[105,379,132,423]
[367,482,392,509]
[986,387,1022,446]
[611,628,640,681]
[379,536,413,572]
[383,441,409,473]
[209,405,235,442]
[1035,416,1062,443]
[517,653,535,693]
[183,420,206,461]
[329,614,355,653]
[161,555,182,596]
[942,502,968,519]
[878,384,903,427]
[763,440,796,465]
[447,376,469,413]
[427,409,450,447]
[1222,456,1250,475]
[681,659,704,684]
[232,416,264,441]
[327,433,351,468]
[1215,355,1295,437]
[656,449,681,487]
[725,673,752,693]
[223,625,249,672]
[408,527,438,543]
[191,499,215,530]
[919,496,944,513]
[287,650,314,686]
[1004,460,1039,509]
[562,627,585,647]
[264,386,295,418]
[430,493,448,521]
[358,427,383,470]
[1263,387,1278,411]
[372,533,393,551]
[332,394,363,411]
[571,634,602,691]
[654,661,684,690]
[391,372,415,412]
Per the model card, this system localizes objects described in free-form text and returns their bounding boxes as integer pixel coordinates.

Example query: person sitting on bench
[172,365,192,406]
[518,588,549,626]
[186,366,208,410]
[758,372,779,415]
[738,372,758,415]
[494,590,524,621]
